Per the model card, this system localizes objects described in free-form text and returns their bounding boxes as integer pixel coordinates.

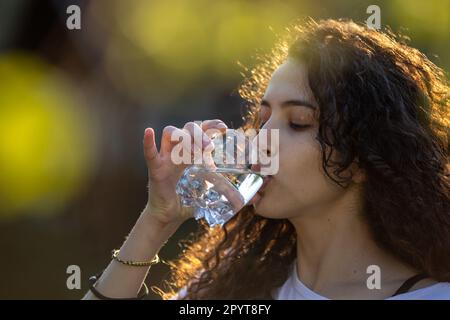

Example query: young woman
[84,19,450,300]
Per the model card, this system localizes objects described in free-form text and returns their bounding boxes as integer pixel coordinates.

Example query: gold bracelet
[111,249,160,267]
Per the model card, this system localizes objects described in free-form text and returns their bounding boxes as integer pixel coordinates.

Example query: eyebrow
[260,99,317,110]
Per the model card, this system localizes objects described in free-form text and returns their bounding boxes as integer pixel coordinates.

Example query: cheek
[256,131,342,218]
[279,129,321,177]
[278,136,324,200]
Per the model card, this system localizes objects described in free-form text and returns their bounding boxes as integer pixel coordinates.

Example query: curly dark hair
[154,19,450,300]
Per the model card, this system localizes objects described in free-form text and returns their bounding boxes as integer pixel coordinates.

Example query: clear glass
[175,130,263,227]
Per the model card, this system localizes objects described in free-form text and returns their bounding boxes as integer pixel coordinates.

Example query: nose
[256,126,273,157]
[258,116,276,154]
[260,142,271,158]
[249,131,272,173]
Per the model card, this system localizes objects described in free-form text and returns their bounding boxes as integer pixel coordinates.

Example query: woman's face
[252,58,354,220]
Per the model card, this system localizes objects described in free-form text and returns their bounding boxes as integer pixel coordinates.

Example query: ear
[352,168,366,184]
[350,160,366,184]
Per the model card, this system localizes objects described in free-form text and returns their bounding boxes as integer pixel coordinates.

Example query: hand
[142,120,227,226]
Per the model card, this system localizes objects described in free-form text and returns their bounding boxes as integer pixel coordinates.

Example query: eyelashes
[258,121,311,131]
[289,123,311,130]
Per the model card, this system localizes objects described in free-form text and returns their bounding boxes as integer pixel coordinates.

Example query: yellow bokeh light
[0,53,96,218]
[112,0,296,79]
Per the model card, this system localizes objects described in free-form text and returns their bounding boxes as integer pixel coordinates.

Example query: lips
[257,176,272,195]
[247,176,273,206]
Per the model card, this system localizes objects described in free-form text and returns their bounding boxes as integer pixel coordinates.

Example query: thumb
[143,128,162,174]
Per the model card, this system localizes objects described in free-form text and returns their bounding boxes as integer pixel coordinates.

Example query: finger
[201,119,227,139]
[201,119,228,130]
[143,128,162,172]
[184,122,213,165]
[199,122,221,169]
[183,121,212,148]
[160,125,190,159]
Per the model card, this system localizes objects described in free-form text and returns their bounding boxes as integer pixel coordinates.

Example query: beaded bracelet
[111,249,160,267]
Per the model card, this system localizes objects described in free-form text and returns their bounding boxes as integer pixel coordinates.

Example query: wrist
[142,201,188,225]
[138,205,185,242]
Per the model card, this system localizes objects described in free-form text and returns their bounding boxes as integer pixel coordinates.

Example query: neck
[289,184,416,295]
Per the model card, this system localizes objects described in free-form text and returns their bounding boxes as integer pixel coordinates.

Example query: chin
[253,192,304,220]
[253,196,287,219]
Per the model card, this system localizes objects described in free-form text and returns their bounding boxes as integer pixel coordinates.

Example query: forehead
[263,58,316,104]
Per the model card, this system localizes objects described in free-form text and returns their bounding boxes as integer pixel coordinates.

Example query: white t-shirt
[272,260,450,300]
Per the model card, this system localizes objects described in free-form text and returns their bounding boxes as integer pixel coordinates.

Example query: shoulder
[391,282,450,300]
[421,282,450,299]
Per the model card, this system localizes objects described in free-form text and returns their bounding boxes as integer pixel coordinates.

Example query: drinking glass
[175,130,264,227]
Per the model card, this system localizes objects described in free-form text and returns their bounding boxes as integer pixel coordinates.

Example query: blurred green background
[0,0,448,299]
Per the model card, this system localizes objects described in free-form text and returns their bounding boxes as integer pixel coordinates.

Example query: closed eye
[289,123,311,130]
